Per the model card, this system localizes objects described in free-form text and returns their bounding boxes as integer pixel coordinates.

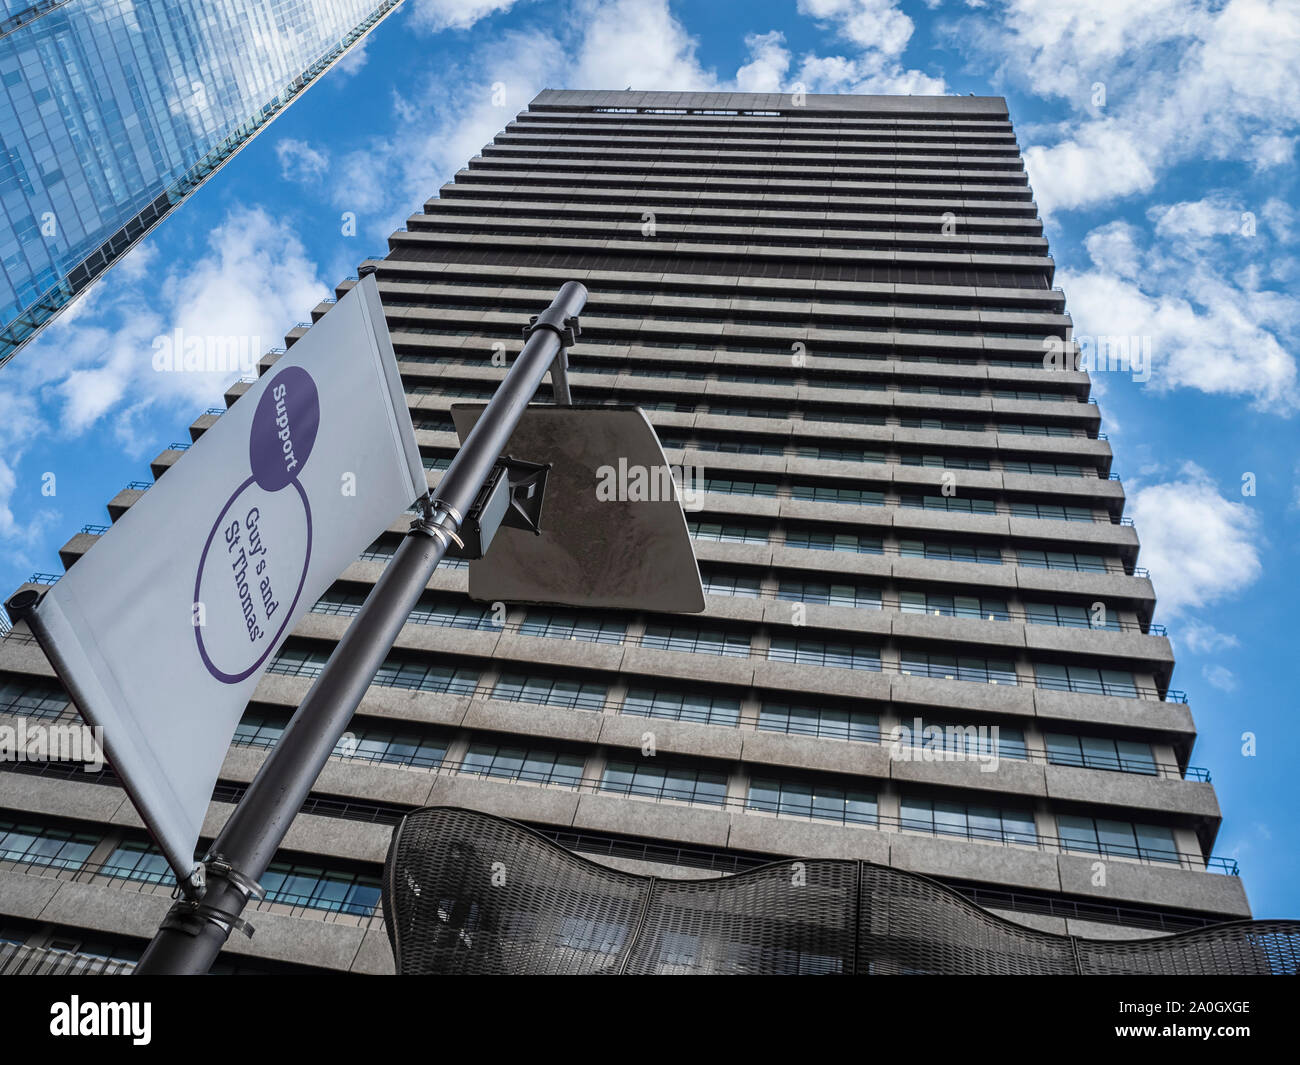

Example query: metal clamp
[410,495,465,550]
[160,900,256,940]
[206,854,266,901]
[524,312,581,348]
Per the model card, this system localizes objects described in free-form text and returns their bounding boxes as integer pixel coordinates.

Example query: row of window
[384,291,1055,338]
[687,521,1119,572]
[412,390,1088,437]
[234,692,1164,778]
[409,368,1082,407]
[271,632,1145,703]
[693,522,1123,571]
[376,275,1058,315]
[0,792,1179,888]
[315,586,1127,650]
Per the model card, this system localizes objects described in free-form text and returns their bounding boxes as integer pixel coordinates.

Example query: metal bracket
[524,312,580,348]
[206,854,266,901]
[160,900,256,940]
[445,457,550,560]
[159,855,264,940]
[410,495,465,551]
[526,313,581,404]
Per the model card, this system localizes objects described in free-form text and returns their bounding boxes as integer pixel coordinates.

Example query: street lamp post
[134,281,587,975]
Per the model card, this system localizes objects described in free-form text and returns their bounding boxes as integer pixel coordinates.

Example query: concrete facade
[0,89,1248,973]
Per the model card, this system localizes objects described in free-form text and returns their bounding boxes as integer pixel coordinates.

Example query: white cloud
[571,0,716,91]
[0,388,55,559]
[1202,664,1238,692]
[797,0,916,57]
[1179,622,1240,655]
[793,0,946,94]
[958,0,1300,215]
[736,31,791,93]
[274,138,329,183]
[410,0,523,33]
[1060,219,1300,411]
[1128,463,1263,618]
[1022,123,1156,216]
[335,35,371,77]
[1148,195,1245,241]
[1247,133,1295,171]
[28,207,327,446]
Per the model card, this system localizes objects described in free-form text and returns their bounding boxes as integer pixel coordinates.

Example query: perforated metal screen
[383,807,1300,976]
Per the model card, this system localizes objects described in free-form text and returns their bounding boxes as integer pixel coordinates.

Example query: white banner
[29,275,424,879]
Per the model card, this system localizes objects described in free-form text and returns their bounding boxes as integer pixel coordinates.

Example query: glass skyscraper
[0,0,403,366]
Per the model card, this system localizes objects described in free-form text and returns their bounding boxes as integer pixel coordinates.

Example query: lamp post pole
[134,280,587,975]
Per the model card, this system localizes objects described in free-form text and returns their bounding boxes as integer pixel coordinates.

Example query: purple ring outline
[193,474,314,684]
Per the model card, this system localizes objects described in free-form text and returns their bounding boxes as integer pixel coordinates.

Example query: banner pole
[133,280,586,975]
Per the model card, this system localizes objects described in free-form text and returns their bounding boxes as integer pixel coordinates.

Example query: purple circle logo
[250,365,319,491]
[195,366,319,684]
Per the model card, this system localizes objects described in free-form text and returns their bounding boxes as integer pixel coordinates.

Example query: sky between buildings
[0,0,1296,917]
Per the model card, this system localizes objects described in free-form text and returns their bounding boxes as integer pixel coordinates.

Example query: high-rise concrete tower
[0,89,1252,974]
[0,0,404,366]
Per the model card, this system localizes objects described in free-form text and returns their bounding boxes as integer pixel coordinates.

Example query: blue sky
[1,0,1296,917]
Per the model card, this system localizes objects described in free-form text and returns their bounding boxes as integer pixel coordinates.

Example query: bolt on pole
[134,280,587,975]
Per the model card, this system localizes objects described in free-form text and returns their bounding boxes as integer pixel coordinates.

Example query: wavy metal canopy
[382,806,1300,976]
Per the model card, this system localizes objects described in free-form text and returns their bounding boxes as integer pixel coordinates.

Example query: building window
[372,657,480,696]
[641,623,750,658]
[1034,663,1139,698]
[1009,502,1095,522]
[899,652,1017,685]
[1057,815,1178,863]
[1016,549,1108,572]
[262,862,382,915]
[336,725,447,770]
[491,672,607,711]
[232,709,287,750]
[601,759,728,806]
[703,477,779,497]
[0,821,97,870]
[793,445,885,463]
[901,417,987,432]
[688,520,768,544]
[461,742,585,786]
[758,701,879,742]
[768,636,880,671]
[747,777,877,825]
[102,841,171,884]
[520,610,626,645]
[407,596,498,630]
[1046,733,1157,775]
[899,539,1002,565]
[901,453,990,471]
[621,687,741,727]
[900,492,997,515]
[268,646,331,678]
[899,796,1037,844]
[898,590,1009,621]
[1003,460,1086,477]
[1023,602,1121,631]
[790,484,884,506]
[700,571,762,598]
[996,423,1077,438]
[776,579,881,609]
[894,720,1027,760]
[314,592,497,631]
[0,678,67,720]
[783,528,883,553]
